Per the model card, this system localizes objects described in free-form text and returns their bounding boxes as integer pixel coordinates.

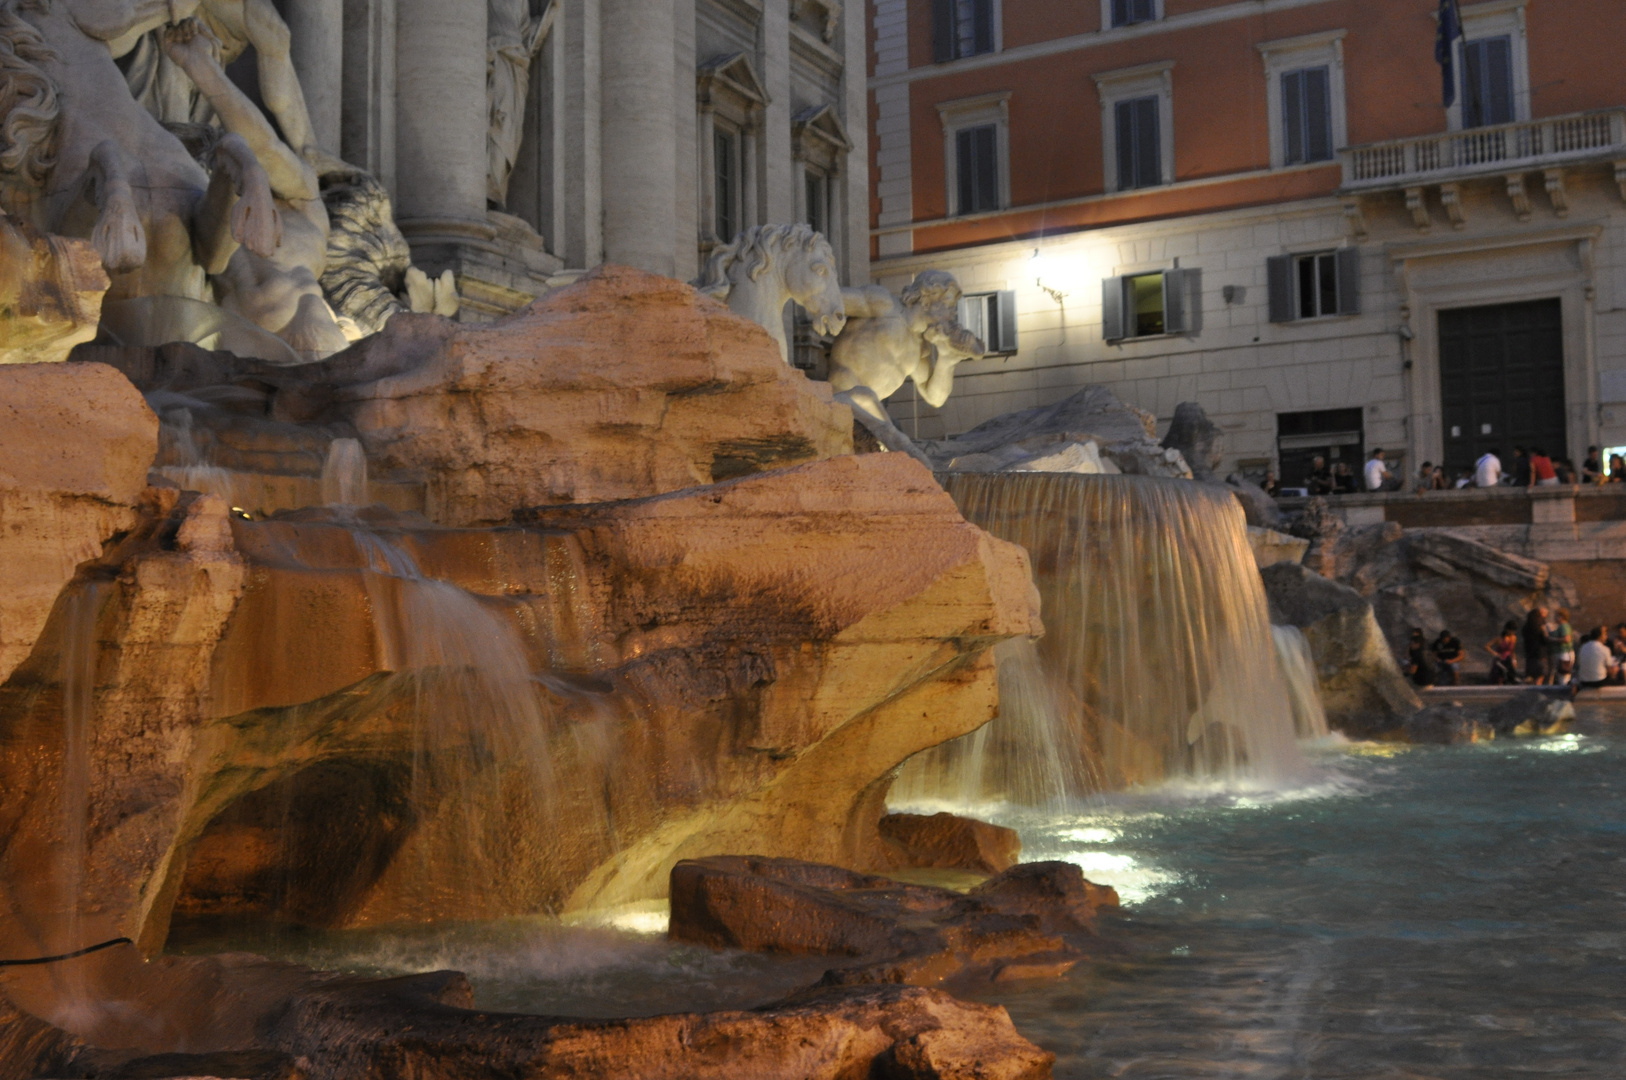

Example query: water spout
[1272,625,1329,740]
[322,439,370,507]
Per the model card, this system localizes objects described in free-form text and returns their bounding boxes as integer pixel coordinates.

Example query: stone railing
[1340,109,1626,191]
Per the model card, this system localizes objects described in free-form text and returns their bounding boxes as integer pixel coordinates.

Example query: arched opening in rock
[168,760,417,943]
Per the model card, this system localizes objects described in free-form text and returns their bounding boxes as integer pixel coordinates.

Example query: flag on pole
[1436,0,1464,108]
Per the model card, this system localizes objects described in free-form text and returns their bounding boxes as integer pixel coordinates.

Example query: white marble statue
[692,223,846,363]
[487,0,555,207]
[0,0,280,303]
[828,270,984,422]
[159,17,349,359]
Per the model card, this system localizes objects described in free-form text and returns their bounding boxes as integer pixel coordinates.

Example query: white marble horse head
[693,223,846,362]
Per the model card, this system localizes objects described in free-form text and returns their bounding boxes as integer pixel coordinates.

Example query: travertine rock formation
[0,216,110,366]
[669,855,1115,986]
[876,811,1022,874]
[1261,562,1420,736]
[0,362,157,682]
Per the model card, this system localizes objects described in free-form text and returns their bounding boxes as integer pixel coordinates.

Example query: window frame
[803,165,829,237]
[1101,266,1197,342]
[958,290,1019,354]
[1267,247,1361,323]
[937,92,1011,217]
[1257,30,1346,171]
[1442,0,1529,132]
[713,124,741,245]
[1101,0,1158,30]
[1092,61,1175,193]
[931,0,1001,62]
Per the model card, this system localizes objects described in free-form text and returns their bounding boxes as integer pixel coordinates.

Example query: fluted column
[394,0,490,241]
[600,0,677,275]
[284,0,344,155]
[698,102,717,245]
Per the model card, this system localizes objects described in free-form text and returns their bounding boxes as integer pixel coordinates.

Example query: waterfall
[322,439,371,507]
[1273,625,1329,740]
[900,473,1309,798]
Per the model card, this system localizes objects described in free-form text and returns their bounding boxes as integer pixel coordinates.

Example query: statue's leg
[193,133,280,273]
[84,141,148,274]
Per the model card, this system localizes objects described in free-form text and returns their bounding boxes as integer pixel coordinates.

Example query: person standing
[1405,628,1436,687]
[1523,606,1551,684]
[1474,448,1503,487]
[1432,629,1464,686]
[1485,621,1520,685]
[1549,608,1576,684]
[1365,448,1391,492]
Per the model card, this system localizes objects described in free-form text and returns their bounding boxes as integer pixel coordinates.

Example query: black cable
[0,937,133,967]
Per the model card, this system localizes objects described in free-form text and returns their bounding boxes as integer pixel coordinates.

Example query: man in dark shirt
[1307,456,1333,495]
[1512,446,1531,487]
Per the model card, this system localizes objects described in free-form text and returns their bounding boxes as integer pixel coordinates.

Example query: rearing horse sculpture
[692,223,846,363]
[0,0,279,303]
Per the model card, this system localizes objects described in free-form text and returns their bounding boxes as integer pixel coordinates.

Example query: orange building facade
[869,0,1626,485]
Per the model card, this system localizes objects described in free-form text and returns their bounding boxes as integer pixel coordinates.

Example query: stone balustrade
[1340,109,1626,192]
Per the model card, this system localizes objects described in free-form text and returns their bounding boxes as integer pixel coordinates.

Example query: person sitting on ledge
[1332,461,1358,494]
[1432,630,1464,686]
[1576,627,1616,691]
[1475,448,1503,488]
[1307,456,1333,496]
[1365,448,1392,492]
[1486,621,1520,686]
[1612,623,1626,684]
[1529,447,1559,487]
[1583,446,1606,484]
[1405,628,1436,688]
[1512,446,1531,487]
[1611,454,1626,484]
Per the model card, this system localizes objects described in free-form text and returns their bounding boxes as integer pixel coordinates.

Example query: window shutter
[1102,276,1126,340]
[1305,67,1331,162]
[1134,97,1161,186]
[1114,100,1135,191]
[971,0,994,55]
[955,128,974,215]
[1267,255,1295,323]
[1282,70,1304,165]
[957,296,983,341]
[1485,37,1513,125]
[1162,269,1188,335]
[994,290,1018,352]
[1132,0,1155,20]
[1335,247,1361,315]
[973,125,998,210]
[932,0,954,62]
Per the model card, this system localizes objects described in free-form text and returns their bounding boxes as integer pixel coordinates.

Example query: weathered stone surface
[0,216,110,366]
[0,363,158,682]
[669,855,1114,987]
[1248,526,1308,569]
[1408,530,1549,591]
[1403,703,1495,744]
[1161,402,1222,481]
[1225,473,1283,529]
[877,812,1021,875]
[922,386,1191,479]
[1261,562,1420,736]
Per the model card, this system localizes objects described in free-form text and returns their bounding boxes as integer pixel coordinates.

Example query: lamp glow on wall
[1030,248,1070,305]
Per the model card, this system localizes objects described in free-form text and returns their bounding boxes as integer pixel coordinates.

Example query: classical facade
[280,0,869,317]
[868,0,1626,484]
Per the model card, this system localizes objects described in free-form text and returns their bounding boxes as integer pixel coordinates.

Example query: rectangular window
[958,291,1019,353]
[804,170,827,235]
[714,129,738,242]
[1281,66,1332,165]
[1110,0,1155,28]
[1462,36,1514,128]
[955,124,999,214]
[1267,248,1360,322]
[1102,269,1193,341]
[1114,96,1161,190]
[932,0,994,61]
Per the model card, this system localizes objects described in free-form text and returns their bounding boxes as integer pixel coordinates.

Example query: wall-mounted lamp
[1030,248,1068,305]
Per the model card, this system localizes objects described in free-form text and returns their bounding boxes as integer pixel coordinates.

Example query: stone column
[394,0,491,262]
[600,0,678,276]
[827,161,842,265]
[284,0,344,155]
[553,0,602,268]
[698,102,716,245]
[341,0,396,190]
[838,0,870,284]
[759,0,792,223]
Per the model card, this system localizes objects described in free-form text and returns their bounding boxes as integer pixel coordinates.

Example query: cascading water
[147,392,242,508]
[896,473,1311,801]
[1272,624,1329,739]
[322,438,370,507]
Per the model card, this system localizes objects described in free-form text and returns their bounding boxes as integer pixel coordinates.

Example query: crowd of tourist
[1278,445,1626,498]
[1403,607,1626,690]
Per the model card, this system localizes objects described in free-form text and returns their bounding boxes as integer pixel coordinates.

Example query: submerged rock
[668,855,1116,987]
[876,812,1021,874]
[1403,704,1495,744]
[1487,690,1574,737]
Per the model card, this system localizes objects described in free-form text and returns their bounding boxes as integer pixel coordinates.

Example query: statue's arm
[841,285,895,320]
[72,0,200,50]
[914,320,984,408]
[241,0,319,160]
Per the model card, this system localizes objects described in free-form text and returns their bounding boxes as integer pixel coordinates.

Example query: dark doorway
[1277,407,1365,489]
[1439,299,1566,476]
